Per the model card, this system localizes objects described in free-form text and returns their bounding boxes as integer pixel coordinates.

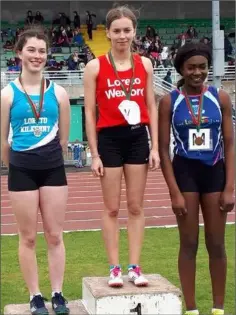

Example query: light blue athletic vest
[9,80,59,151]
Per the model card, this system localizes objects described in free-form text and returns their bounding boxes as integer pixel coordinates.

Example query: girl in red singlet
[84,6,160,287]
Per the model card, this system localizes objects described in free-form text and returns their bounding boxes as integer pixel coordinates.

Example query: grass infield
[1,225,235,314]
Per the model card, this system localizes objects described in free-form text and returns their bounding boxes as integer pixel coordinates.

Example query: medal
[19,75,45,123]
[195,136,203,145]
[33,126,42,137]
[181,86,206,133]
[108,50,135,101]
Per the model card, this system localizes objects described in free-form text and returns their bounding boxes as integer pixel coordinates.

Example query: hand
[171,193,187,216]
[149,149,160,171]
[219,189,235,212]
[91,156,104,177]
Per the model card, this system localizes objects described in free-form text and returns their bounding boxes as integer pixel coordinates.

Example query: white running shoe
[108,266,124,287]
[128,266,149,287]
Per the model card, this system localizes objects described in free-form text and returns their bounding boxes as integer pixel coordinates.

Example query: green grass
[1,225,235,314]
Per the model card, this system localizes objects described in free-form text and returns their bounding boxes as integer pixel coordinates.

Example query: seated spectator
[56,29,69,46]
[67,51,80,70]
[73,30,84,46]
[162,70,172,89]
[3,40,14,50]
[146,25,156,40]
[186,25,198,39]
[7,57,21,71]
[66,26,74,44]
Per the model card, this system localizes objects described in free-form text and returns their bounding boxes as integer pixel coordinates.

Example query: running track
[1,170,235,235]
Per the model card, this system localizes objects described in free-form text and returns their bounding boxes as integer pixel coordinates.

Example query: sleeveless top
[96,54,150,130]
[9,80,63,169]
[171,85,224,166]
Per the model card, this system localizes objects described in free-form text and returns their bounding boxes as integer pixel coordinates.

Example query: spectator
[162,70,172,88]
[67,51,79,70]
[3,40,14,50]
[34,11,44,24]
[25,10,34,26]
[161,46,169,67]
[73,11,81,29]
[66,26,74,44]
[186,25,198,39]
[145,25,156,40]
[86,11,96,40]
[73,29,84,46]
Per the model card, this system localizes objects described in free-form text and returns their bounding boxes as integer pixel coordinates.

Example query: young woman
[84,6,159,287]
[158,42,234,315]
[1,28,70,315]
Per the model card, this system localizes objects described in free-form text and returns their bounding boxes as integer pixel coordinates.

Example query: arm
[141,56,158,150]
[55,84,71,152]
[84,58,99,157]
[1,85,13,168]
[219,89,235,192]
[158,95,182,197]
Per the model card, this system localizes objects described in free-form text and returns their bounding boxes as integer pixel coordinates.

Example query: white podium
[4,274,182,315]
[82,274,181,315]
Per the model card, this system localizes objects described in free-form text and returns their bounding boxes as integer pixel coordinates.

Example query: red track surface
[1,171,235,235]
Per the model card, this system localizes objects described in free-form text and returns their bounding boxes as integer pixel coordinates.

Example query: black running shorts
[172,155,226,193]
[8,164,67,192]
[98,124,150,167]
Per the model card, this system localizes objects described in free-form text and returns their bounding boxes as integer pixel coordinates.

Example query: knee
[19,234,36,249]
[105,204,119,218]
[180,240,198,260]
[205,237,226,259]
[107,209,119,218]
[45,231,63,247]
[127,202,142,216]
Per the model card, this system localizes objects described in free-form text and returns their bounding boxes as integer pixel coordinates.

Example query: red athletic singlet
[96,54,150,130]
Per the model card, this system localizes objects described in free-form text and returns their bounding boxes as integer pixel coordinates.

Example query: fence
[1,65,235,88]
[1,144,92,169]
[1,66,235,168]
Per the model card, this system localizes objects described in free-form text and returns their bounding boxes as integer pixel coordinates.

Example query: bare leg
[39,186,68,292]
[100,167,123,265]
[201,192,227,310]
[176,192,200,311]
[9,190,40,295]
[123,164,148,265]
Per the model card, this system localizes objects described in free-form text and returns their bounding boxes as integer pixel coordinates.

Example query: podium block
[4,300,88,315]
[82,274,182,314]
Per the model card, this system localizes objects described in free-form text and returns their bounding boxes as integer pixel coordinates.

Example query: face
[106,17,136,52]
[181,55,208,88]
[18,37,47,73]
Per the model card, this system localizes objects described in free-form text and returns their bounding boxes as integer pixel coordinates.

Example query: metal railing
[1,65,235,89]
[153,65,236,83]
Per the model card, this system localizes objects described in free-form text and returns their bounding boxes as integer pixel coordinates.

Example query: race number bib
[118,100,141,125]
[188,128,213,151]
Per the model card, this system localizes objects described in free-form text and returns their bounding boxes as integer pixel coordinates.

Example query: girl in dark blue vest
[1,28,70,315]
[158,42,234,315]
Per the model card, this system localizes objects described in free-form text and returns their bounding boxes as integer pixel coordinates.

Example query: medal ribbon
[108,50,135,100]
[19,76,45,123]
[181,86,206,132]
